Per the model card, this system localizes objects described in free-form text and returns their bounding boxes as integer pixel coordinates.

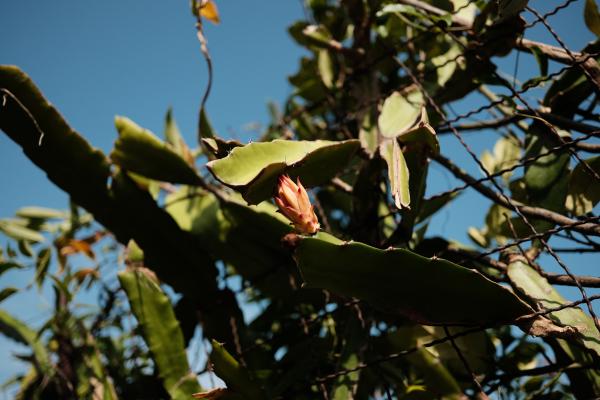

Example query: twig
[432,153,600,236]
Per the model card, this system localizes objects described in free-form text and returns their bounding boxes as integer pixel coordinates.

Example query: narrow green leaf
[295,232,532,325]
[0,309,51,374]
[358,111,378,157]
[318,50,335,89]
[207,139,360,204]
[210,340,265,400]
[0,288,18,303]
[119,269,201,400]
[380,139,411,209]
[507,260,600,357]
[164,108,192,165]
[0,262,23,277]
[378,90,424,138]
[111,116,203,185]
[565,156,600,215]
[15,207,67,220]
[199,107,216,139]
[585,0,600,37]
[0,220,44,243]
[35,248,51,289]
[529,45,549,77]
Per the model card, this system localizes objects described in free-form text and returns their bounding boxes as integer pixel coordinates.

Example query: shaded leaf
[294,232,532,325]
[0,287,18,303]
[585,0,600,37]
[530,45,549,77]
[0,262,23,277]
[164,108,194,166]
[207,139,359,204]
[507,260,600,357]
[398,120,439,154]
[524,125,569,192]
[200,107,216,140]
[210,340,265,400]
[358,110,379,157]
[0,309,51,374]
[35,248,51,289]
[565,156,600,215]
[111,116,203,185]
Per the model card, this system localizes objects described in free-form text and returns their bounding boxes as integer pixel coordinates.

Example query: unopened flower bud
[274,175,320,235]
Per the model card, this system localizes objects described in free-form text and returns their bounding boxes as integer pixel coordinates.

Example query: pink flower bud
[274,175,320,235]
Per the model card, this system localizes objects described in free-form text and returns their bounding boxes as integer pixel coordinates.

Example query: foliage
[1,0,600,399]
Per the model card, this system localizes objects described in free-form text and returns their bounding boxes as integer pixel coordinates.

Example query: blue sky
[1,0,599,394]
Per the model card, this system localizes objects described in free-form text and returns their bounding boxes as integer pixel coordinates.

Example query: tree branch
[432,153,600,236]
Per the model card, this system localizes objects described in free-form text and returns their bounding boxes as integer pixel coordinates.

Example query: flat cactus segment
[207,139,360,204]
[294,232,533,325]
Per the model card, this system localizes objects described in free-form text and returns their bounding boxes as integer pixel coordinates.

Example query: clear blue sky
[0,0,598,394]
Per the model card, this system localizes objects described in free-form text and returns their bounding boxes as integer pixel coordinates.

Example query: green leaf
[15,207,67,220]
[111,116,203,185]
[380,326,464,397]
[34,248,51,289]
[565,156,600,215]
[0,220,44,242]
[164,108,193,165]
[429,44,463,88]
[330,316,364,399]
[0,288,18,303]
[378,90,424,138]
[199,107,216,140]
[301,24,333,48]
[524,125,569,192]
[119,269,202,399]
[0,262,23,277]
[210,340,265,400]
[0,309,51,374]
[318,50,335,89]
[507,260,600,357]
[358,110,378,157]
[207,139,360,204]
[497,0,529,22]
[202,137,243,159]
[530,45,549,77]
[398,120,440,154]
[585,0,600,37]
[294,232,532,325]
[380,139,411,209]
